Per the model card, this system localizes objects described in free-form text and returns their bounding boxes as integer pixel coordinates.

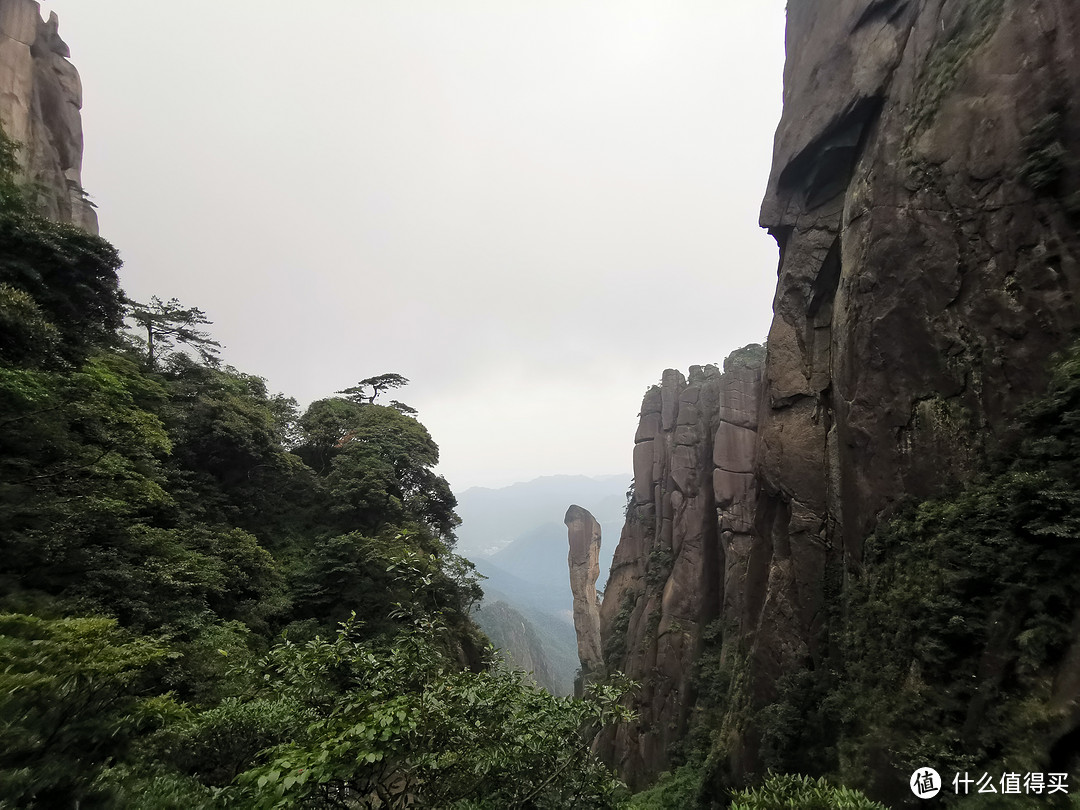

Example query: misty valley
[4,1,1080,809]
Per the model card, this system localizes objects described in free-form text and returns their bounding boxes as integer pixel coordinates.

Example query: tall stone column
[565,504,604,697]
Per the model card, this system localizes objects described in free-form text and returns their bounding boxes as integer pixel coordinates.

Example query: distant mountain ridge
[456,474,628,558]
[457,474,630,695]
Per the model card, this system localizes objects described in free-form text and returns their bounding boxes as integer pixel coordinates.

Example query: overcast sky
[39,0,786,490]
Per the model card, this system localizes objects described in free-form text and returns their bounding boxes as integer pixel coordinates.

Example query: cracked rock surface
[740,0,1080,777]
[0,0,96,230]
[597,349,764,787]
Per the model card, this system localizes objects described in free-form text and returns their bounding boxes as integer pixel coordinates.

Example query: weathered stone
[714,470,755,534]
[722,0,1080,783]
[565,504,603,694]
[596,347,764,787]
[631,441,655,505]
[0,0,36,45]
[719,353,765,429]
[660,369,684,431]
[0,0,95,231]
[0,3,33,146]
[713,422,756,473]
[634,411,662,443]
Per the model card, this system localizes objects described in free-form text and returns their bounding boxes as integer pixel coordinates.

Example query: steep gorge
[595,0,1080,796]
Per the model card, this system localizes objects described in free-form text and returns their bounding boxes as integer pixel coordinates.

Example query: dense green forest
[0,129,638,808]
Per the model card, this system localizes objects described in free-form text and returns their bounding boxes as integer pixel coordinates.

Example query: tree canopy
[125,295,221,368]
[0,126,631,808]
[338,372,409,405]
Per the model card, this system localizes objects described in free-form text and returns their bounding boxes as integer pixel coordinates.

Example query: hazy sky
[39,1,786,490]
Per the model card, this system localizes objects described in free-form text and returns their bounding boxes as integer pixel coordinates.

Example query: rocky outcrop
[565,504,603,694]
[0,0,96,231]
[473,600,561,695]
[725,0,1080,777]
[597,348,764,787]
[600,3,1080,789]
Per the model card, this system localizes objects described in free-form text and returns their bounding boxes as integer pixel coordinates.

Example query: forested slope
[0,130,630,809]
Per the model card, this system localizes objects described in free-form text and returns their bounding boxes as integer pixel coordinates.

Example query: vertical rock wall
[597,348,764,787]
[0,0,96,231]
[735,0,1080,775]
[600,0,1080,788]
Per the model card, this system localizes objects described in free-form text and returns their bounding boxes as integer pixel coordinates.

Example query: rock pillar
[565,504,604,696]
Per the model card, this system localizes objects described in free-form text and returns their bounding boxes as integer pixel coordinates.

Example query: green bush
[728,774,886,810]
[625,764,703,809]
[0,614,168,806]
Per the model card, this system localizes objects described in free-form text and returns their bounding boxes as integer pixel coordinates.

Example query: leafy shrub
[728,774,886,810]
[173,615,635,809]
[625,764,703,809]
[0,614,168,806]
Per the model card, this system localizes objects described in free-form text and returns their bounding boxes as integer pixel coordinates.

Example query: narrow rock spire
[565,504,604,696]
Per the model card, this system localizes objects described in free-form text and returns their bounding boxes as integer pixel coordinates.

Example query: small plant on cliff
[644,547,674,591]
[904,0,1006,151]
[603,592,637,671]
[728,774,886,810]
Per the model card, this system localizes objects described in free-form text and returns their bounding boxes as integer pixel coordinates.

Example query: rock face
[0,0,96,231]
[601,0,1080,787]
[565,504,603,694]
[734,0,1080,776]
[597,348,764,787]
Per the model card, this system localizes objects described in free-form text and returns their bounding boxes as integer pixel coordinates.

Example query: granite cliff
[565,504,604,695]
[0,0,95,231]
[596,349,764,788]
[595,0,1080,795]
[745,0,1080,777]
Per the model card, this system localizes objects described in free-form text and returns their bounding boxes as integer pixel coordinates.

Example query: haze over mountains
[458,474,628,694]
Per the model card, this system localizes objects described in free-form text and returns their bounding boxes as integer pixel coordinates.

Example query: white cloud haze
[42,0,786,489]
